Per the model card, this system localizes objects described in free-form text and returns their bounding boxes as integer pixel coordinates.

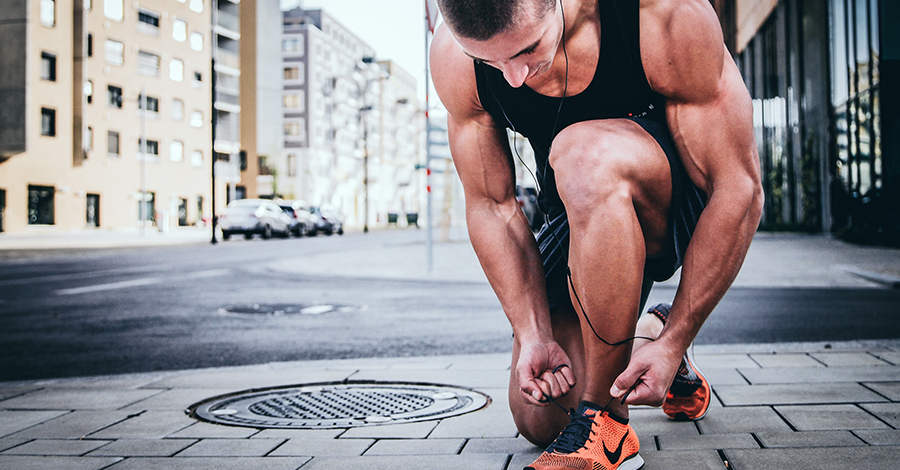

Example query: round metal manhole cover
[189,382,490,429]
[218,303,366,316]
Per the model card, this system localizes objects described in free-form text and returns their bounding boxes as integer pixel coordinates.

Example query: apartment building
[0,0,214,233]
[280,7,424,229]
[212,0,242,202]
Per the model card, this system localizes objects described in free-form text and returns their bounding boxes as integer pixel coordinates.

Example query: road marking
[0,265,171,287]
[182,269,231,280]
[56,278,162,295]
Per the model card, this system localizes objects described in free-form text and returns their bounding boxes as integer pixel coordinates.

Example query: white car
[219,199,292,240]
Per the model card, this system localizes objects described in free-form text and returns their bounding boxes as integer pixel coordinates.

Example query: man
[430,0,762,468]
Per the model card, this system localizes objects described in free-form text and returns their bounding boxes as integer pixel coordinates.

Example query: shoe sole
[524,454,644,470]
[667,354,711,421]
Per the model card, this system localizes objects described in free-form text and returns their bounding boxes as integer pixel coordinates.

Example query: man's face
[453,0,563,88]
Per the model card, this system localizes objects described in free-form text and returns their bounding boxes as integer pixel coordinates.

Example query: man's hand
[610,339,681,406]
[516,340,576,406]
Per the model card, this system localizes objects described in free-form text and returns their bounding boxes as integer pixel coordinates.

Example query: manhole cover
[218,303,366,316]
[189,381,490,429]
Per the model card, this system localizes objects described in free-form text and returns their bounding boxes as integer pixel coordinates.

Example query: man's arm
[613,0,764,405]
[430,24,575,405]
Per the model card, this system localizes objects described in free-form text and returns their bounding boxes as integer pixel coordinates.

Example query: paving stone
[120,388,233,411]
[143,369,351,389]
[641,450,726,470]
[701,367,748,385]
[0,438,30,452]
[364,438,466,455]
[810,351,892,367]
[695,406,792,434]
[269,437,374,456]
[0,410,69,438]
[88,411,193,439]
[859,403,900,427]
[0,388,162,410]
[297,454,509,470]
[86,438,198,457]
[863,381,900,401]
[105,456,310,469]
[1,439,112,456]
[776,404,890,430]
[871,351,900,365]
[175,438,284,457]
[756,430,866,448]
[7,410,133,439]
[854,429,900,446]
[387,361,453,370]
[251,428,344,439]
[693,353,760,370]
[461,437,537,454]
[167,421,259,439]
[726,446,900,470]
[657,432,759,450]
[0,385,41,402]
[714,383,887,406]
[739,365,900,384]
[347,369,510,389]
[629,409,699,437]
[749,353,824,368]
[429,410,519,439]
[0,456,122,470]
[340,421,438,439]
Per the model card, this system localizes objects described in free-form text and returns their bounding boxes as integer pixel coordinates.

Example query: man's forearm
[466,200,553,342]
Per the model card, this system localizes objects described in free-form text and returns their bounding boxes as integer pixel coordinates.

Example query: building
[280,7,424,229]
[725,0,897,245]
[238,0,283,200]
[212,0,242,204]
[0,0,214,234]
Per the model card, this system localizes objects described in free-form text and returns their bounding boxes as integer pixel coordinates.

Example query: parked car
[277,200,317,237]
[219,199,292,240]
[310,206,344,236]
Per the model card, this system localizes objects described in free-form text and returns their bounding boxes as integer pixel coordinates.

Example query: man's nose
[502,64,529,88]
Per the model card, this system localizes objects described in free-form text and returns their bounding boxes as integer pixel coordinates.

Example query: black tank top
[474,0,667,216]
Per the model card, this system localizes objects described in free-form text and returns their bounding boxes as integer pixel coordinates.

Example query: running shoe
[646,303,712,421]
[525,401,643,470]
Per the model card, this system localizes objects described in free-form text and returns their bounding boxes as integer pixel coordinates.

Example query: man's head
[437,0,557,41]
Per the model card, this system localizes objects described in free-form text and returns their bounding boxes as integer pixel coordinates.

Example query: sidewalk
[2,229,900,469]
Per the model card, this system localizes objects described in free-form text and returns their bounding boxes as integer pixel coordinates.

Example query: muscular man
[431,0,762,468]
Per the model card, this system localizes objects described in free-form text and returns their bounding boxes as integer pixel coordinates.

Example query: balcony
[216,10,239,33]
[215,49,240,72]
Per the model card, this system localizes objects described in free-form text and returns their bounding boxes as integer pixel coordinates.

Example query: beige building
[0,0,214,234]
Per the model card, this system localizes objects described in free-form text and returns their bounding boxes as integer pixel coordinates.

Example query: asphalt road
[1,232,898,382]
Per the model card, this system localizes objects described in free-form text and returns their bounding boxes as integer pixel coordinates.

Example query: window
[138,9,160,28]
[86,127,93,150]
[282,38,300,52]
[105,39,124,66]
[85,80,93,103]
[169,59,184,81]
[190,111,203,127]
[284,122,301,136]
[139,139,159,156]
[41,52,56,81]
[283,94,304,112]
[194,71,202,82]
[288,154,297,177]
[172,99,184,120]
[104,0,123,21]
[108,130,120,155]
[173,19,187,42]
[137,50,160,76]
[284,67,299,80]
[190,32,203,51]
[28,185,55,225]
[87,34,93,57]
[107,85,123,108]
[191,150,203,167]
[40,0,55,27]
[170,141,183,162]
[138,95,159,113]
[189,0,202,13]
[86,194,100,228]
[41,108,56,136]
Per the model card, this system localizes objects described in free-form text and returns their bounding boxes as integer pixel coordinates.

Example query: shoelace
[544,409,597,454]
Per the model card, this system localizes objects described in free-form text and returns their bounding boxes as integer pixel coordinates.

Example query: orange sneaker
[646,304,712,421]
[525,401,644,470]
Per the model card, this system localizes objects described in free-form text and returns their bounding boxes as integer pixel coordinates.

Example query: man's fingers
[558,364,576,387]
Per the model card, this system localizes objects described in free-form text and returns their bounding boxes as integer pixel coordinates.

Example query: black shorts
[536,117,708,313]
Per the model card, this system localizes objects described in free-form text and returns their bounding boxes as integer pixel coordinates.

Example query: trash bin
[406,213,419,228]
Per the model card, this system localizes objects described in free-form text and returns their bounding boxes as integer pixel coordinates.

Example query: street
[1,230,899,382]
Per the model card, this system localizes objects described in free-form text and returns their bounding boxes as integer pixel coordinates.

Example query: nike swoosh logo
[603,429,628,465]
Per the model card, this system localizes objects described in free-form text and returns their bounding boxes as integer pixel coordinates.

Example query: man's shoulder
[430,24,487,121]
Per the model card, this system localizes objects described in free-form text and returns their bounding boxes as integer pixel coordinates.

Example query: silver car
[219,199,292,240]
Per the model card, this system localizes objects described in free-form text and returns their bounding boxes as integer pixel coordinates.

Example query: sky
[281,0,437,102]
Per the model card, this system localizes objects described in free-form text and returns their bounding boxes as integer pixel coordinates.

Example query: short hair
[438,0,556,41]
